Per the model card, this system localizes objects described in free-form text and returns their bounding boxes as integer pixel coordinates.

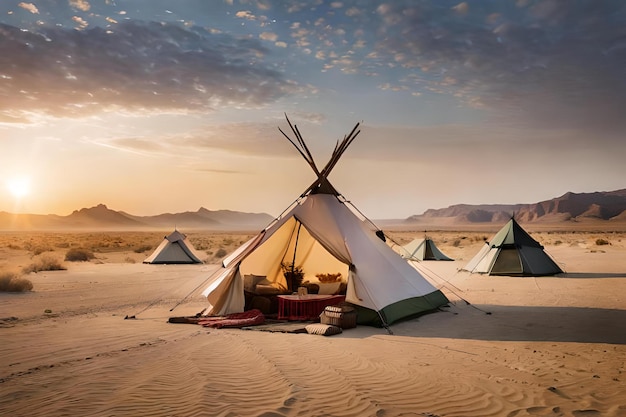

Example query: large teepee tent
[397,237,453,261]
[462,218,562,276]
[200,117,448,327]
[143,229,203,264]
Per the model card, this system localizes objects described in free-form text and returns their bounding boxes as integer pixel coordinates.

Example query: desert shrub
[133,245,152,253]
[65,248,95,262]
[31,246,54,256]
[22,255,67,273]
[214,248,228,258]
[7,243,22,250]
[452,239,461,247]
[196,242,211,250]
[554,240,563,246]
[595,238,610,246]
[0,272,33,292]
[56,242,70,248]
[124,257,137,263]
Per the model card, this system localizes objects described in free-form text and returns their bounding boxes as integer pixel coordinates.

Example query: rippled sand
[1,232,625,417]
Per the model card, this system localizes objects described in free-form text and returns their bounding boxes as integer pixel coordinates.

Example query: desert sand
[1,229,625,417]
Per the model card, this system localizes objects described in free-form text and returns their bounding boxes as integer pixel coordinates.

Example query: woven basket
[320,305,357,329]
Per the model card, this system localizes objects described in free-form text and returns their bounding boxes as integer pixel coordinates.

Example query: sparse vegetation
[133,245,152,253]
[23,255,67,273]
[65,248,95,262]
[0,271,33,292]
[214,248,228,258]
[31,246,54,256]
[595,238,610,246]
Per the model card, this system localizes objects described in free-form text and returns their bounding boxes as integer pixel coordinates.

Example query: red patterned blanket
[197,309,265,328]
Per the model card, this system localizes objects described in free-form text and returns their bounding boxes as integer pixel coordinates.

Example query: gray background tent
[144,230,203,264]
[398,237,453,261]
[463,218,562,276]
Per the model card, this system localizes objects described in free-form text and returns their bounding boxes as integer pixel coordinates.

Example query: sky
[1,0,625,219]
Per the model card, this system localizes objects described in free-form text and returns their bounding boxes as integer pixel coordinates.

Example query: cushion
[305,323,342,336]
[318,282,341,295]
[254,284,281,295]
[243,274,267,292]
[257,278,273,286]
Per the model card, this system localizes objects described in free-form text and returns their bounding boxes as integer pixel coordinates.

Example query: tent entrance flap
[239,216,350,289]
[490,246,522,275]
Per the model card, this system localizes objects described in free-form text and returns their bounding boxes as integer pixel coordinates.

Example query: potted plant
[281,261,304,292]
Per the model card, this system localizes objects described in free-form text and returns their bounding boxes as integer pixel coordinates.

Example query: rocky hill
[407,189,626,224]
[0,204,273,231]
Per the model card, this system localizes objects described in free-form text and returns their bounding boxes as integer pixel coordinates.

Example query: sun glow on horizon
[6,177,31,199]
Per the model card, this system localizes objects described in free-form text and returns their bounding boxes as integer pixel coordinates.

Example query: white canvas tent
[200,117,448,327]
[462,218,562,276]
[143,229,203,264]
[397,237,453,261]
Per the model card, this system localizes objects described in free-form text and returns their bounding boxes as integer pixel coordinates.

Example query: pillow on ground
[305,323,342,336]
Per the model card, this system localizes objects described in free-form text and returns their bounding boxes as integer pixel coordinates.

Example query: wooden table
[277,294,346,321]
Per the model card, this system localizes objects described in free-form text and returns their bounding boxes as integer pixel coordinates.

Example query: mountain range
[0,204,274,231]
[1,189,625,231]
[406,189,626,224]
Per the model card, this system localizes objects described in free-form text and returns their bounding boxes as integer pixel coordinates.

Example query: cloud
[0,21,294,120]
[102,120,296,158]
[69,0,91,12]
[99,113,329,161]
[259,31,278,42]
[235,10,256,21]
[72,15,89,29]
[18,2,39,14]
[369,0,626,132]
[351,122,626,164]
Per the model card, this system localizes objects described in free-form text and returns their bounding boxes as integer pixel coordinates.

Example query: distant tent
[143,229,203,264]
[398,237,453,261]
[462,218,562,276]
[200,116,448,327]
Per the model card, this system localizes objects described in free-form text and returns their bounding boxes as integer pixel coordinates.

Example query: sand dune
[1,230,625,416]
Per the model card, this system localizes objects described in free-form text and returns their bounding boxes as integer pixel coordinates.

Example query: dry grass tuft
[0,271,34,292]
[65,248,95,262]
[23,255,67,273]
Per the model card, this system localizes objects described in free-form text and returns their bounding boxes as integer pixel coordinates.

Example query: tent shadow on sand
[384,303,626,345]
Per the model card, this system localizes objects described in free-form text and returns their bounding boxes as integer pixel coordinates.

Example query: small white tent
[143,230,203,264]
[201,117,448,327]
[462,218,562,276]
[398,237,453,261]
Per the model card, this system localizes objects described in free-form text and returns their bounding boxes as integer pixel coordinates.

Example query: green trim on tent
[352,289,449,327]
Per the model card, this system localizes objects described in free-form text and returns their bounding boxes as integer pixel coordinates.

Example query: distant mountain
[0,204,274,231]
[406,189,626,224]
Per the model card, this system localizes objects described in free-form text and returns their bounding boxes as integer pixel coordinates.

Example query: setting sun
[6,177,31,199]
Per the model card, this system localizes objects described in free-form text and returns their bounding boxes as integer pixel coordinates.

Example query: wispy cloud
[0,20,294,121]
[18,2,38,14]
[367,1,626,131]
